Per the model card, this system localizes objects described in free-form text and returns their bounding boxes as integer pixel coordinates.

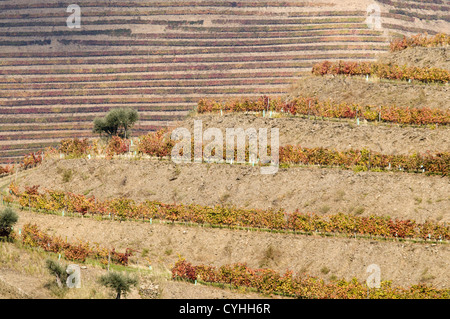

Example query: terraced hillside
[0,0,449,164]
[0,33,449,299]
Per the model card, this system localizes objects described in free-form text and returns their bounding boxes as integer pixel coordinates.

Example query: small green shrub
[45,259,68,289]
[99,271,138,299]
[0,207,18,238]
[62,169,73,183]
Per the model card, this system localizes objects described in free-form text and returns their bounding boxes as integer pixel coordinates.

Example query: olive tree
[93,108,139,139]
[0,207,18,238]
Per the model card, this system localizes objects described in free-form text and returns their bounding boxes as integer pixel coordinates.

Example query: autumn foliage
[389,33,450,52]
[171,258,450,299]
[10,185,450,241]
[0,164,14,176]
[312,60,450,83]
[20,223,132,265]
[197,96,450,126]
[21,152,43,169]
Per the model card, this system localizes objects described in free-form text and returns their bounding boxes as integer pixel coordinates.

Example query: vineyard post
[308,100,311,119]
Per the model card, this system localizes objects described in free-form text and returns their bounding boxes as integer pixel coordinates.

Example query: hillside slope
[7,158,449,223]
[0,0,449,163]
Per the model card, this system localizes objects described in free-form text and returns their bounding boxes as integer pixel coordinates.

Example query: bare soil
[179,113,450,155]
[288,47,450,110]
[288,75,449,111]
[8,158,450,224]
[378,47,450,70]
[1,0,449,299]
[13,209,450,289]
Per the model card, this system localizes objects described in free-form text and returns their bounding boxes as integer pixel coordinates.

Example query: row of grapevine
[0,127,164,142]
[0,113,185,124]
[0,61,317,76]
[0,123,168,133]
[0,142,58,152]
[0,43,387,60]
[135,29,383,39]
[167,23,374,32]
[0,52,377,67]
[197,95,450,125]
[210,17,366,25]
[0,17,367,28]
[388,9,449,23]
[0,9,292,19]
[389,33,450,52]
[0,72,298,85]
[380,12,415,22]
[7,184,450,241]
[18,223,132,265]
[377,0,449,11]
[0,97,204,107]
[56,35,386,48]
[0,29,384,40]
[312,60,450,83]
[0,131,93,142]
[0,1,333,10]
[10,8,379,19]
[288,10,365,17]
[171,258,450,299]
[0,86,290,99]
[381,23,440,35]
[0,148,48,158]
[0,79,296,91]
[0,164,14,176]
[0,29,132,37]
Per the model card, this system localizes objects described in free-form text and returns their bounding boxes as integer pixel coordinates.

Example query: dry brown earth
[7,158,449,224]
[288,75,449,111]
[12,209,450,290]
[179,113,450,155]
[378,46,450,70]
